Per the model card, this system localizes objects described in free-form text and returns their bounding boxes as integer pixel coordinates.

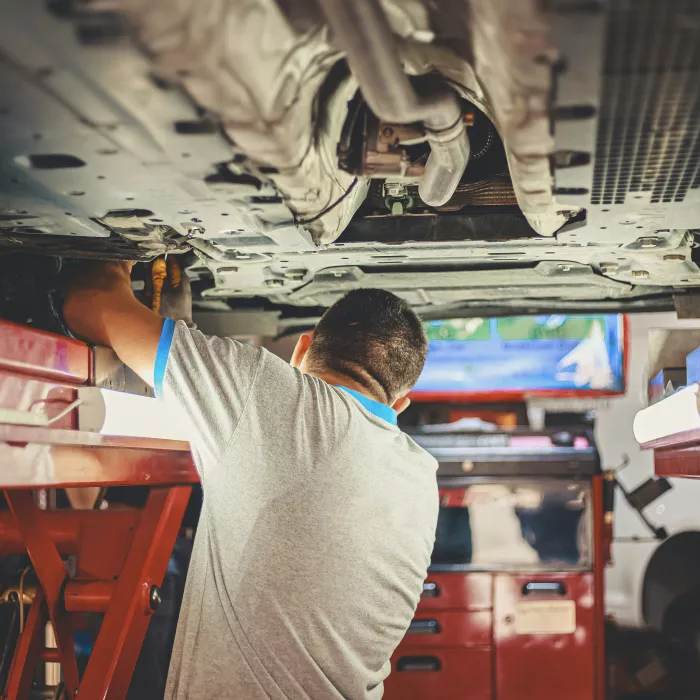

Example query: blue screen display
[413,315,625,394]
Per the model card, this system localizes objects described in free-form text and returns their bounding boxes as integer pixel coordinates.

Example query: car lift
[0,319,198,699]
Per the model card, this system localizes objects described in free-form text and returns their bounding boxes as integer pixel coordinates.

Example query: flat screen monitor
[411,314,626,401]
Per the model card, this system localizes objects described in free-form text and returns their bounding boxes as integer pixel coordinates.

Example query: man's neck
[309,370,387,406]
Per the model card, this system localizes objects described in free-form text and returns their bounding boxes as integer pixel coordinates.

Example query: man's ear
[391,396,411,414]
[290,332,312,369]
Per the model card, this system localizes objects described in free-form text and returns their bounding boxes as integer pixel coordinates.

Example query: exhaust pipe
[317,0,470,206]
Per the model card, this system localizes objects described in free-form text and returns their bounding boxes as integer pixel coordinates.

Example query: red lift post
[0,320,198,699]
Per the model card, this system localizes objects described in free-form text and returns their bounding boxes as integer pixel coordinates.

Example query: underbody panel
[1,0,699,319]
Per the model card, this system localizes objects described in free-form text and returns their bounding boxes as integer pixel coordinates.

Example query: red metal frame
[1,487,192,699]
[4,590,47,699]
[0,320,199,699]
[6,490,80,695]
[79,486,192,698]
[410,387,627,404]
[592,474,608,700]
[640,428,700,479]
[0,320,91,384]
[0,428,195,489]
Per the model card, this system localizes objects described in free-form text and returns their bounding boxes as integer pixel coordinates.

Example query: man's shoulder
[399,431,439,468]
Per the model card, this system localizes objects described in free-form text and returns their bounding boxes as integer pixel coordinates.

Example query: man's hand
[158,258,196,328]
[63,261,164,386]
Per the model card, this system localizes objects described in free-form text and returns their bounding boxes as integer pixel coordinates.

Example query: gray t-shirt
[159,321,439,699]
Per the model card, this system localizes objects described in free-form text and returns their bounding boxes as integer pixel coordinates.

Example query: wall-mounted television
[411,314,626,402]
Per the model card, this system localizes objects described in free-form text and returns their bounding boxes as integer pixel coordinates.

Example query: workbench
[0,320,198,699]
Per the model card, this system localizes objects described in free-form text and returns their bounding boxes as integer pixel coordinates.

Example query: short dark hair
[306,288,428,403]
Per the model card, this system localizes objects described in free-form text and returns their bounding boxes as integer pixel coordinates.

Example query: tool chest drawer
[493,572,596,700]
[383,646,492,700]
[417,572,492,612]
[401,610,492,648]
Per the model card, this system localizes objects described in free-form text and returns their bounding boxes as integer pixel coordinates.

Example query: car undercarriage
[1,0,699,321]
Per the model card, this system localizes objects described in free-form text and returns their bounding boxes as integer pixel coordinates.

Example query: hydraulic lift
[0,320,198,699]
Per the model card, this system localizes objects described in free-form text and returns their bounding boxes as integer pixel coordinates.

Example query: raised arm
[63,261,163,386]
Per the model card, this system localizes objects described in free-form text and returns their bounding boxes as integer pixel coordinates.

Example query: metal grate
[591,0,700,206]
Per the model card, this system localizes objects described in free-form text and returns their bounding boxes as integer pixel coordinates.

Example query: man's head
[291,288,428,410]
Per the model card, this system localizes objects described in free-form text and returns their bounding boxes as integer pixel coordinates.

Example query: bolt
[149,585,161,612]
[381,126,394,139]
[638,237,661,248]
[599,262,620,275]
[461,461,474,473]
[632,269,650,279]
[663,253,686,263]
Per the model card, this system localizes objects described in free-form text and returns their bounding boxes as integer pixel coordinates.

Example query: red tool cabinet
[383,430,609,700]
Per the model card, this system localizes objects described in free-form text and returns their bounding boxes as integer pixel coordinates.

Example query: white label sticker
[514,600,576,635]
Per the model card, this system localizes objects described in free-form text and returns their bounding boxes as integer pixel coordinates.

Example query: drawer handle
[422,582,440,598]
[396,656,442,672]
[407,619,441,635]
[522,581,567,596]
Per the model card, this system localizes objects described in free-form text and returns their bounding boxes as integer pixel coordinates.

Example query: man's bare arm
[63,261,164,386]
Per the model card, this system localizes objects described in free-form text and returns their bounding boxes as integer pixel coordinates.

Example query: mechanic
[63,261,439,700]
